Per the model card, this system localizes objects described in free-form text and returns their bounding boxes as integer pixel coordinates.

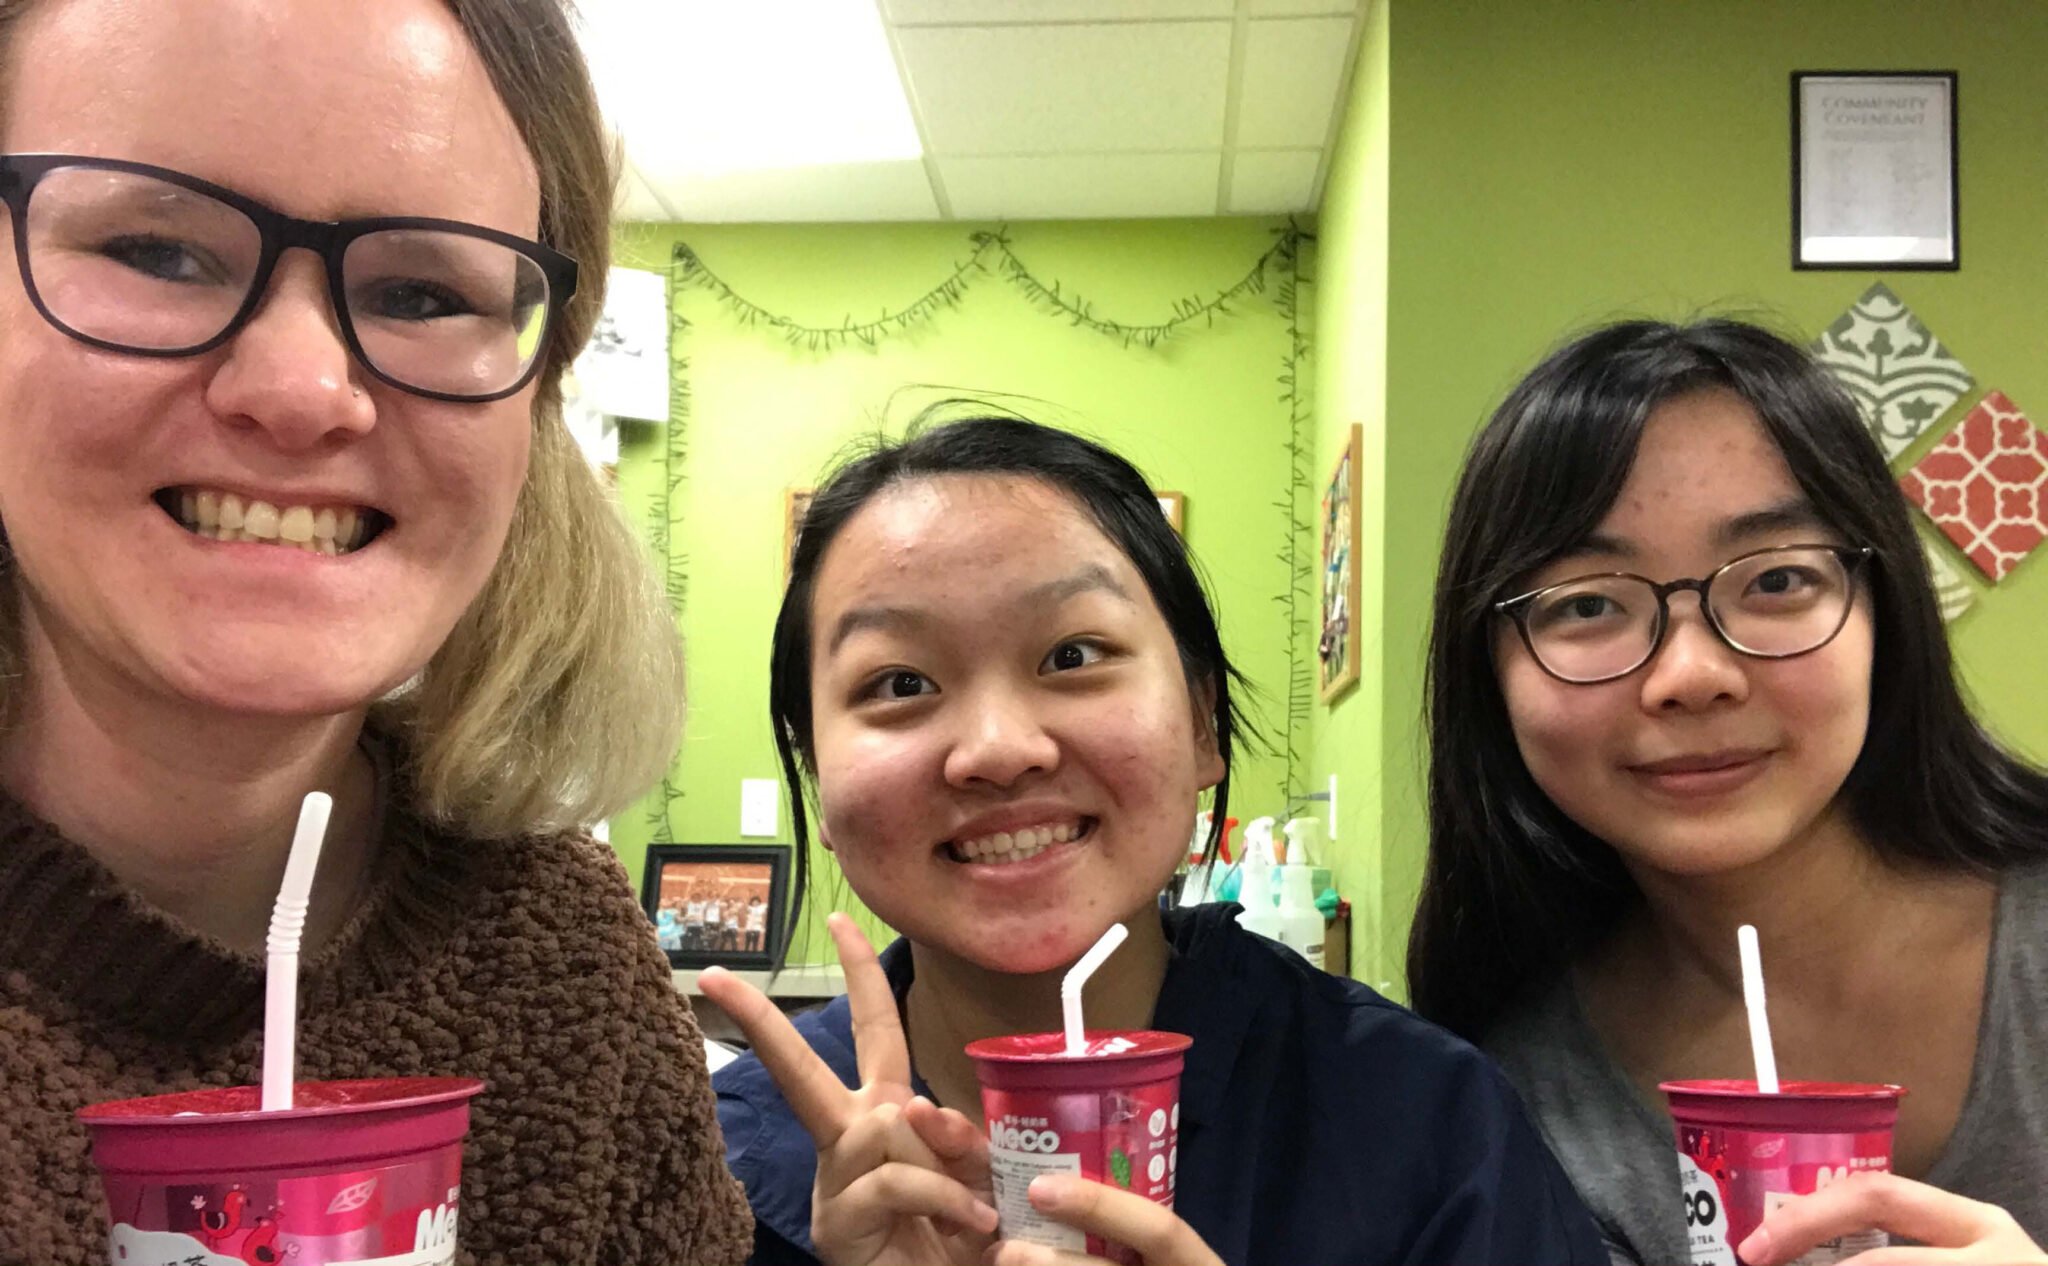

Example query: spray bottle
[1233,817,1283,941]
[1176,811,1214,906]
[1274,816,1329,969]
[1281,816,1322,866]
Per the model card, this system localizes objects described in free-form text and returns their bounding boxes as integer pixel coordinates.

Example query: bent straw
[262,792,334,1111]
[1062,922,1130,1056]
[1737,924,1780,1094]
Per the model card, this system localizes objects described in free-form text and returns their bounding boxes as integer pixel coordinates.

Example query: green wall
[1312,0,2048,999]
[1309,0,1393,991]
[610,219,1308,962]
[610,0,2048,987]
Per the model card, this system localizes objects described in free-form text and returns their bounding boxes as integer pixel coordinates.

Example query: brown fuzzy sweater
[0,774,752,1265]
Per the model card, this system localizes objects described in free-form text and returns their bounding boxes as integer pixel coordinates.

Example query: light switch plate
[740,778,779,838]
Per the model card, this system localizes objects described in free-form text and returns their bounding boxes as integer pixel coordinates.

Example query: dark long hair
[766,411,1255,966]
[1408,318,2048,1042]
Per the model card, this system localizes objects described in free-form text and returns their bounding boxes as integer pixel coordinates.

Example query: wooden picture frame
[1155,490,1185,534]
[642,843,791,970]
[1319,426,1362,702]
[784,487,814,577]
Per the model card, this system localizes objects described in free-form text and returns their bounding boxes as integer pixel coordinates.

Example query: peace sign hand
[700,913,999,1266]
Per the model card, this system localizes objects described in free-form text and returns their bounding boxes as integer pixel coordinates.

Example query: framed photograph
[1793,71,1957,270]
[642,844,790,970]
[1318,425,1362,702]
[1155,490,1185,534]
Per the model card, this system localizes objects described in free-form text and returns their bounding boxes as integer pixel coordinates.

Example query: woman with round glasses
[1411,319,2048,1264]
[0,1,748,1262]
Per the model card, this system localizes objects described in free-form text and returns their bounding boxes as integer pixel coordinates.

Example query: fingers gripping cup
[79,1076,484,1266]
[968,1030,1192,1266]
[1660,1079,1905,1266]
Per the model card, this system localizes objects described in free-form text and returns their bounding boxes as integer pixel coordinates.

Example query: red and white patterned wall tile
[1899,390,2048,583]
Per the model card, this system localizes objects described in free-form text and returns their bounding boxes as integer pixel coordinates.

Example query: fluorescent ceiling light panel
[578,0,923,174]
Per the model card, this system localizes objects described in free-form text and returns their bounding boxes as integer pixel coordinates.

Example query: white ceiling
[591,1,1368,223]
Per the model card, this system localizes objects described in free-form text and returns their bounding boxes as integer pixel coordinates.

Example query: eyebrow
[825,564,1134,655]
[826,605,924,655]
[1570,498,1828,563]
[1023,563,1134,607]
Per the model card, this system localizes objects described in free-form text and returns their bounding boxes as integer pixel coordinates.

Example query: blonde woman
[0,0,748,1261]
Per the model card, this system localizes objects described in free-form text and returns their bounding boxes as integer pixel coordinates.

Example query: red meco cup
[1661,1079,1906,1266]
[967,1030,1192,1265]
[79,1077,483,1266]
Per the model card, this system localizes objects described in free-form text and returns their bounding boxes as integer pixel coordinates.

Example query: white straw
[1737,924,1780,1094]
[262,793,334,1111]
[1061,923,1130,1056]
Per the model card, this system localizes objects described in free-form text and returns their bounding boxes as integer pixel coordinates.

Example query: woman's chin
[944,921,1122,979]
[162,655,409,720]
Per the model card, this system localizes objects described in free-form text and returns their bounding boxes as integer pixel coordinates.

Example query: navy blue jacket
[714,904,1605,1265]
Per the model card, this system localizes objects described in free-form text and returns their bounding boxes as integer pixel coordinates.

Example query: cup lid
[79,1077,484,1127]
[1658,1078,1906,1101]
[966,1030,1192,1063]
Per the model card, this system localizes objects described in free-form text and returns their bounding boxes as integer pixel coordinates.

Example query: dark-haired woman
[1411,319,2048,1265]
[701,414,1605,1265]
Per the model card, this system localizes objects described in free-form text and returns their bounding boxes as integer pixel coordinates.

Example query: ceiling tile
[1226,150,1320,213]
[638,160,941,224]
[1234,16,1353,147]
[884,0,1232,21]
[897,22,1230,153]
[614,161,672,221]
[941,153,1221,219]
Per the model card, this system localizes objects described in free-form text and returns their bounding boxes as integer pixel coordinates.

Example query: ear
[1191,675,1225,792]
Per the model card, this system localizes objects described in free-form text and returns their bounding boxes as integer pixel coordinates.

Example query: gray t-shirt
[1486,860,2048,1265]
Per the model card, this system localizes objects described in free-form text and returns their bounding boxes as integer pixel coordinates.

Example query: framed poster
[1319,425,1362,702]
[642,843,790,970]
[1793,71,1957,269]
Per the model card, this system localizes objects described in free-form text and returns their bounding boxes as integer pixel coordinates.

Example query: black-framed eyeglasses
[1495,544,1874,685]
[0,153,578,403]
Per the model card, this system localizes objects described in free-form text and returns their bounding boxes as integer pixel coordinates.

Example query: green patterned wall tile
[1813,282,1976,461]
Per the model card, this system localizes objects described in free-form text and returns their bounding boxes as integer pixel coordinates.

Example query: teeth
[165,487,374,556]
[243,500,279,540]
[953,820,1085,865]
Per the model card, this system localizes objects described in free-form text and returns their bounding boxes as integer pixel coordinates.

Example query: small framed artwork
[784,488,814,576]
[1319,425,1362,702]
[1792,71,1957,270]
[642,843,790,970]
[1155,490,1186,534]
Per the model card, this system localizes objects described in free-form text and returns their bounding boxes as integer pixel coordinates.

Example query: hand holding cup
[985,1175,1226,1266]
[1737,1173,2044,1266]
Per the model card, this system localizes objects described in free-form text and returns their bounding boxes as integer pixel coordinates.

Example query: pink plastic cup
[967,1030,1192,1265]
[1660,1079,1905,1266]
[79,1076,483,1266]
